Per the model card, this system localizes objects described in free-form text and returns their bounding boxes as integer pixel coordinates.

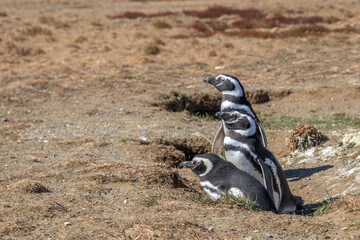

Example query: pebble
[139,136,149,145]
[265,233,273,238]
[245,237,252,240]
[64,222,71,226]
[253,229,260,233]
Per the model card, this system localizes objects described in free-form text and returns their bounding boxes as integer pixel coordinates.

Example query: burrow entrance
[148,136,212,168]
[152,89,291,116]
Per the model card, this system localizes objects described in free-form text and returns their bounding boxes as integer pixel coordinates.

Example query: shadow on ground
[285,165,334,182]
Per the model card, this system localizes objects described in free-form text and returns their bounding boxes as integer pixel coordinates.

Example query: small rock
[253,229,260,233]
[2,118,9,122]
[245,237,253,240]
[265,233,273,238]
[139,136,149,145]
[64,222,71,226]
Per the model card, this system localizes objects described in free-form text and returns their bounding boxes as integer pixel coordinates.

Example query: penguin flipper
[255,157,274,201]
[255,118,268,148]
[212,123,225,156]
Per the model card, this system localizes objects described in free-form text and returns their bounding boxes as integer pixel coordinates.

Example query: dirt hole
[148,136,212,168]
[141,168,190,188]
[153,89,292,116]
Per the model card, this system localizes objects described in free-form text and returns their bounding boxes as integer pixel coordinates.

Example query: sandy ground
[1,0,360,239]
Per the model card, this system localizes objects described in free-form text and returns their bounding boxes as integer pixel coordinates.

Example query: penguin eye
[195,161,201,165]
[220,77,226,83]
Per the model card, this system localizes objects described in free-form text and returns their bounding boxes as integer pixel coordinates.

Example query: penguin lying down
[180,153,278,213]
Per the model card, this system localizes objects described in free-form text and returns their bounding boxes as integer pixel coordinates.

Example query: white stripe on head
[193,157,214,177]
[232,112,256,136]
[220,101,255,118]
[217,74,244,97]
[264,157,281,209]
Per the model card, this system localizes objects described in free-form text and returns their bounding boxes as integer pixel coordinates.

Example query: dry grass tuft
[288,124,328,151]
[144,44,160,55]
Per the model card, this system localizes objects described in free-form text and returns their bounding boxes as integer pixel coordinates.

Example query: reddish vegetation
[107,11,176,19]
[184,6,264,19]
[266,16,323,25]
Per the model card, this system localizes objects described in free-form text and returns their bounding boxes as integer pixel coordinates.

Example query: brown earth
[1,0,360,239]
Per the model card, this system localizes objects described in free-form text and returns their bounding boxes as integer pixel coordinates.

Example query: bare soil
[1,0,360,239]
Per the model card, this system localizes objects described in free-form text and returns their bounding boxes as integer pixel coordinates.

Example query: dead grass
[39,16,70,29]
[288,124,328,151]
[23,26,53,36]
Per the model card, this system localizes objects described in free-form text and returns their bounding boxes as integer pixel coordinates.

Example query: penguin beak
[215,111,237,122]
[179,161,195,168]
[202,76,216,84]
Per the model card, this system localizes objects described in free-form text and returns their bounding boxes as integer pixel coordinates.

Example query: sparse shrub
[313,197,335,216]
[39,16,70,28]
[170,34,190,39]
[231,19,257,29]
[152,20,172,29]
[326,16,341,24]
[190,22,210,32]
[144,44,160,55]
[147,11,176,18]
[90,21,103,28]
[334,25,359,33]
[225,30,275,39]
[183,6,264,19]
[24,26,53,36]
[207,21,228,31]
[282,25,330,37]
[266,16,323,25]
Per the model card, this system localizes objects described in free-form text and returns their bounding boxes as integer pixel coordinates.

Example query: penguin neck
[220,96,254,116]
[222,94,248,105]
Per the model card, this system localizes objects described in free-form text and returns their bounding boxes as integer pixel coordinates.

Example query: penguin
[180,153,278,213]
[216,110,303,213]
[202,74,267,156]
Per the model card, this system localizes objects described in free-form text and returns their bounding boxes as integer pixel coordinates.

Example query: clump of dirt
[288,124,328,151]
[153,91,221,115]
[247,89,270,104]
[8,179,50,193]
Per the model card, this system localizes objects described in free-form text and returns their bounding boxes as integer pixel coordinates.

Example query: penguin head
[180,153,220,177]
[202,74,245,97]
[216,111,256,136]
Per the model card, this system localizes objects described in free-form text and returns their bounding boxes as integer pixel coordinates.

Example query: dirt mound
[7,179,50,193]
[288,124,328,151]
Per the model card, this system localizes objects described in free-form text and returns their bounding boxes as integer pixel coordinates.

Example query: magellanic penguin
[216,111,303,213]
[180,153,278,213]
[202,74,267,155]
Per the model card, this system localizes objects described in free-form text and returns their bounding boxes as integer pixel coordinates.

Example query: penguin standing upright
[202,74,267,156]
[216,111,303,213]
[180,153,278,213]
